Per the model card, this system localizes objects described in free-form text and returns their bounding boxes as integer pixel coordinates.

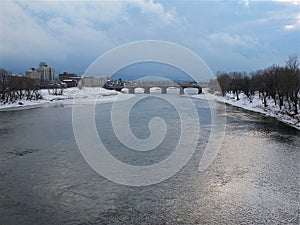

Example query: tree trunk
[236,91,239,101]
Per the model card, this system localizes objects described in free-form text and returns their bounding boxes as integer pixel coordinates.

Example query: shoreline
[221,100,300,131]
[0,87,119,112]
[0,103,46,112]
[197,89,300,131]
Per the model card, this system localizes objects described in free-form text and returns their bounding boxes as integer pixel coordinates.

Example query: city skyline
[0,0,299,75]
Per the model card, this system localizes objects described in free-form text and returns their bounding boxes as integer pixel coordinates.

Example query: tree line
[209,55,300,115]
[0,68,42,104]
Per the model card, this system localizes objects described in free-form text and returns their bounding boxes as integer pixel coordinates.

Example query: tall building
[25,62,55,84]
[37,62,55,83]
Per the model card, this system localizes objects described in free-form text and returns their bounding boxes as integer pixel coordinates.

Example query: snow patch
[0,87,120,111]
[194,88,300,130]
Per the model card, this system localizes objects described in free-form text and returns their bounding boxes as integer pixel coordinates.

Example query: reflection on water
[0,97,299,224]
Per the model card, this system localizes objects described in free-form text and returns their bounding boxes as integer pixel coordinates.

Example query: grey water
[0,95,299,224]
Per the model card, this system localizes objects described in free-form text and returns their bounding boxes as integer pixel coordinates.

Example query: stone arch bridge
[103,80,202,94]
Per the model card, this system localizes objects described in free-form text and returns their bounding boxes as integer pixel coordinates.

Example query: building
[25,62,55,84]
[25,68,40,80]
[37,62,55,83]
[58,72,80,87]
[58,72,78,82]
[81,77,108,87]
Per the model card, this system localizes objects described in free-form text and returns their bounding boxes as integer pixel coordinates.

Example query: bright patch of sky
[111,62,194,81]
[0,0,299,76]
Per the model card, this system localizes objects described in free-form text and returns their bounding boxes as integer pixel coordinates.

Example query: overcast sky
[0,0,299,76]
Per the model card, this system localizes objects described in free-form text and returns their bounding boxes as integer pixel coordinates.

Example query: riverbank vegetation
[0,68,42,104]
[209,55,300,116]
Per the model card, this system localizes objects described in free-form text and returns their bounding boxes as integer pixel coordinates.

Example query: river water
[0,94,299,224]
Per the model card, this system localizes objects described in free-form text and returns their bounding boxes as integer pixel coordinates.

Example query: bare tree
[210,55,299,116]
[217,72,231,96]
[0,68,10,101]
[230,72,244,101]
[0,69,41,104]
[285,55,300,114]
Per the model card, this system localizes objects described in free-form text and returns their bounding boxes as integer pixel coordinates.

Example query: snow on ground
[194,88,300,130]
[0,87,119,111]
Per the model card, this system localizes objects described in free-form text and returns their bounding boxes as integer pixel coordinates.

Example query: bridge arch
[121,87,129,93]
[150,87,162,94]
[134,87,144,94]
[184,87,201,95]
[166,87,180,93]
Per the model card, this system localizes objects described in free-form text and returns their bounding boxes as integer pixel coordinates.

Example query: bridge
[103,80,202,94]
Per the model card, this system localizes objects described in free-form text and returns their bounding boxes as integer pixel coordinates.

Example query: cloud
[129,0,177,25]
[270,0,300,30]
[202,32,269,71]
[239,0,250,8]
[0,1,67,59]
[208,32,260,49]
[0,0,180,72]
[0,0,298,74]
[227,2,300,34]
[18,1,125,25]
[283,13,300,30]
[273,0,300,5]
[243,0,300,6]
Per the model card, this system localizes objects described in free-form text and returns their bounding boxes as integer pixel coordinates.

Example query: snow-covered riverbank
[195,88,300,130]
[0,87,119,111]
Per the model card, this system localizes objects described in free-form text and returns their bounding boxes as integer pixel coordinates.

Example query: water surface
[0,96,299,224]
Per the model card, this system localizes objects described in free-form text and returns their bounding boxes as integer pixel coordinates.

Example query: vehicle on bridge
[103,79,124,92]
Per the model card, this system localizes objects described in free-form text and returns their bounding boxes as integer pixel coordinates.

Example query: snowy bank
[0,87,119,111]
[194,88,300,131]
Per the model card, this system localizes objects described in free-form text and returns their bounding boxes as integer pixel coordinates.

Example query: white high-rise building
[37,62,55,83]
[25,62,55,83]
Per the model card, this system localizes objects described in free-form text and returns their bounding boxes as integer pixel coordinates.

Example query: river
[0,94,299,224]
